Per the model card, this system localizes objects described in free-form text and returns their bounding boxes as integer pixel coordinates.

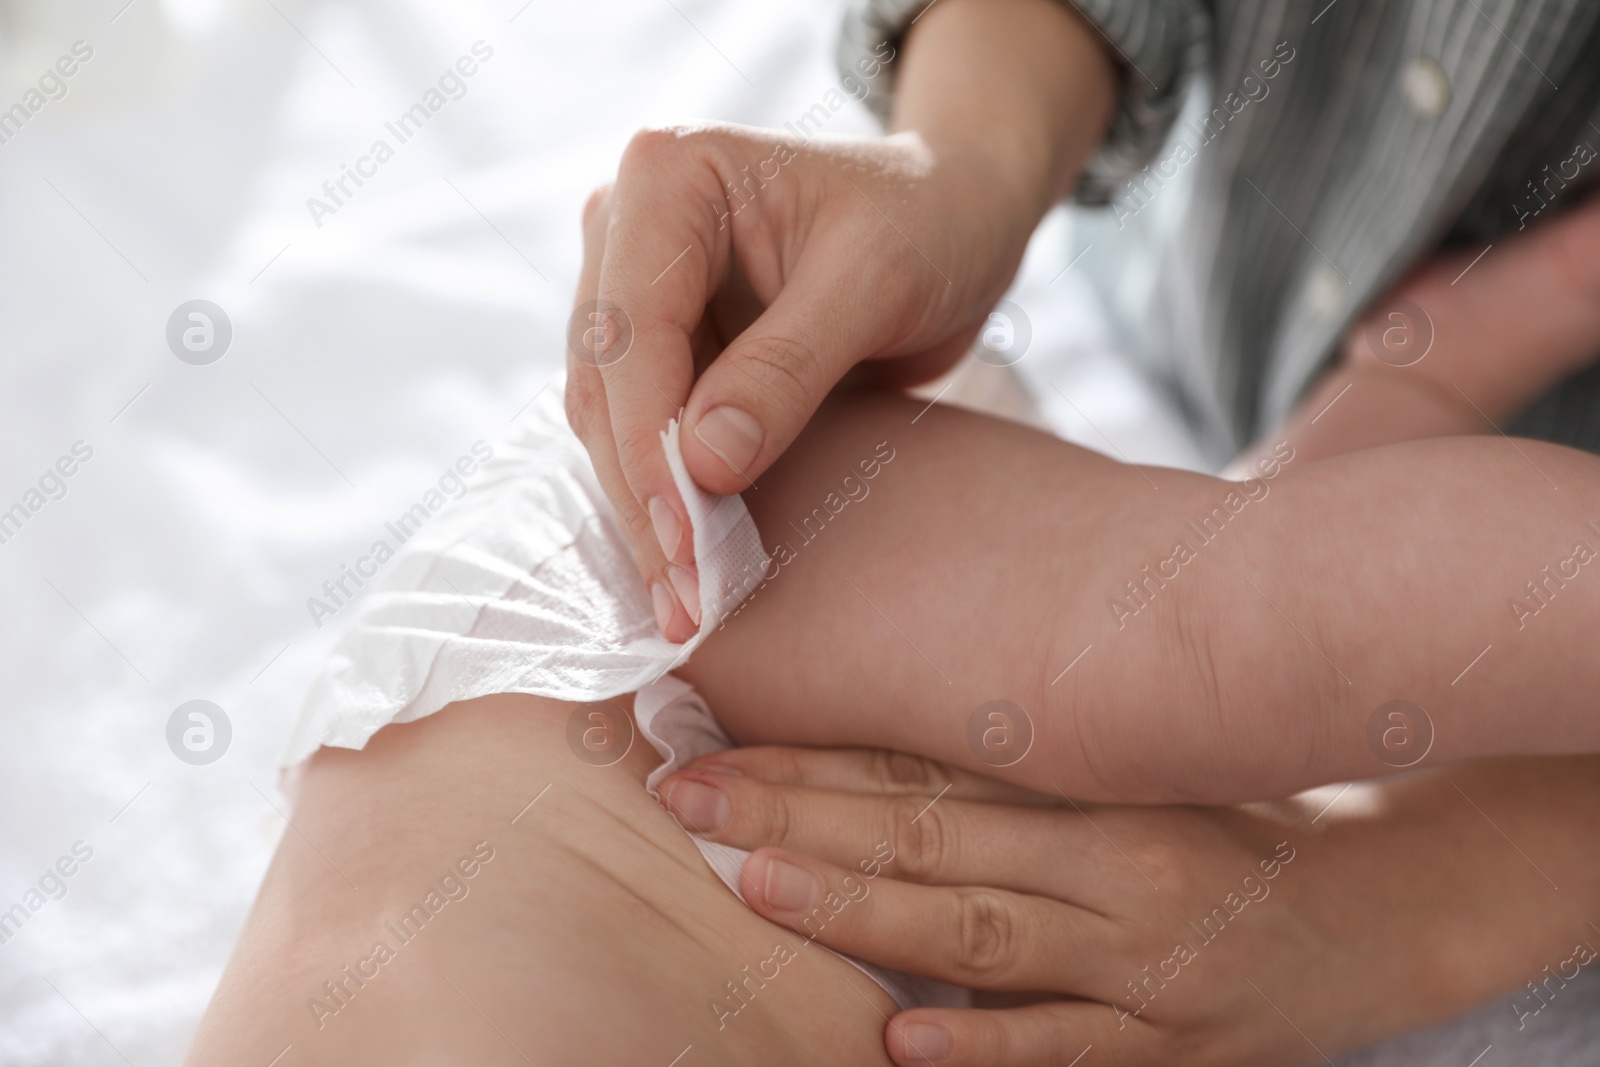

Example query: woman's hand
[658,747,1600,1066]
[565,0,1115,641]
[567,128,1032,640]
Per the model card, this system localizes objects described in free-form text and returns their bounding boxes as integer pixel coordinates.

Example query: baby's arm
[681,390,1600,803]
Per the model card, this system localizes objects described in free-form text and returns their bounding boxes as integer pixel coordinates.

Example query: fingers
[736,847,1110,994]
[681,746,1063,806]
[593,128,732,589]
[657,757,1186,923]
[679,243,900,494]
[580,124,971,605]
[568,182,697,642]
[885,1002,1153,1067]
[660,774,1107,896]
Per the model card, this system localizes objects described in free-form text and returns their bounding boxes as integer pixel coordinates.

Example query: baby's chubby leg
[681,391,1600,804]
[680,390,1208,796]
[182,694,898,1067]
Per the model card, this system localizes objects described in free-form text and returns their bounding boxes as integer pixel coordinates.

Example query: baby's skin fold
[682,391,1600,803]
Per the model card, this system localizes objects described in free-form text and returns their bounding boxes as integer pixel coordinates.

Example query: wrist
[891,0,1114,227]
[887,131,1052,253]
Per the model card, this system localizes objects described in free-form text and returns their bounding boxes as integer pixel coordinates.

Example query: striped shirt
[838,0,1600,463]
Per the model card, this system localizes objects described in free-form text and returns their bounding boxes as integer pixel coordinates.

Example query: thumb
[681,257,895,495]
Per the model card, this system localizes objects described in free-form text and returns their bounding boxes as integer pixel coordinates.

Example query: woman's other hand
[658,747,1600,1066]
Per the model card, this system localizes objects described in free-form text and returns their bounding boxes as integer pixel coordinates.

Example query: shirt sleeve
[836,0,1206,204]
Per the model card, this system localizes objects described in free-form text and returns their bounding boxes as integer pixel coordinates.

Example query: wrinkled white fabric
[283,394,761,758]
[283,381,964,1010]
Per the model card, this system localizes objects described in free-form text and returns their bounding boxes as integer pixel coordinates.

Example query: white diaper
[282,381,964,1010]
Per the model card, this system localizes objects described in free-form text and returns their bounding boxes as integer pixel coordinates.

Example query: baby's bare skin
[183,694,898,1066]
[685,392,1600,803]
[187,390,1600,1063]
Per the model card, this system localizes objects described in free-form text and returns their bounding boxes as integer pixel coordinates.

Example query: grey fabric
[838,0,1600,464]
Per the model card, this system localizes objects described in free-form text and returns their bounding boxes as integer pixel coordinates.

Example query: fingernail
[668,566,707,627]
[695,406,764,476]
[899,1022,952,1062]
[651,580,676,636]
[648,496,683,561]
[760,855,819,912]
[668,565,701,625]
[660,777,729,833]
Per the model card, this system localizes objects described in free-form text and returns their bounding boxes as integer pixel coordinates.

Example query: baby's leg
[190,382,1600,1059]
[182,694,898,1066]
[682,390,1600,803]
[186,390,1145,1067]
[680,389,1214,792]
[185,390,1161,1066]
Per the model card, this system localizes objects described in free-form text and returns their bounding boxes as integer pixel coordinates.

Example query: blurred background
[0,1,1590,1063]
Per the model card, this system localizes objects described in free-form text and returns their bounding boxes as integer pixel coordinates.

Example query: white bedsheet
[1,0,1594,1062]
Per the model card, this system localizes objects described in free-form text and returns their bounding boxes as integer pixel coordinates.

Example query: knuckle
[766,747,809,784]
[953,889,1018,983]
[873,749,946,792]
[619,125,722,180]
[890,795,951,881]
[619,126,682,174]
[611,418,667,475]
[725,746,799,782]
[564,376,599,440]
[616,500,658,556]
[617,125,736,216]
[1123,839,1189,900]
[729,333,825,414]
[757,789,795,849]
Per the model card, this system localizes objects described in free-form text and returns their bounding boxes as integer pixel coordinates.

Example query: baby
[184,380,1600,1064]
[184,689,903,1065]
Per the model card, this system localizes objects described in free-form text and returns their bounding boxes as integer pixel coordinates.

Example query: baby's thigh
[183,693,896,1067]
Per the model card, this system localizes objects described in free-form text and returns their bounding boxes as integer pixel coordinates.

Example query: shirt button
[1401,56,1450,119]
[1309,264,1346,319]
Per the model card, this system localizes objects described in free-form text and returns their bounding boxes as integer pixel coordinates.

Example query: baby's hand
[1235,191,1600,470]
[1345,191,1600,417]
